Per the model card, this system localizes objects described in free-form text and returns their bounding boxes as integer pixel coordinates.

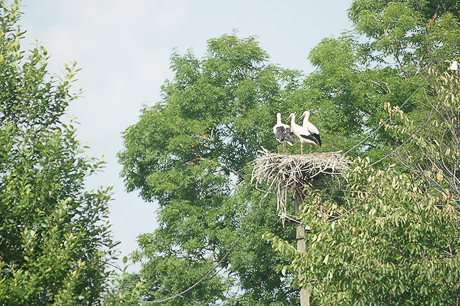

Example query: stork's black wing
[284,128,296,146]
[274,126,286,142]
[300,133,321,146]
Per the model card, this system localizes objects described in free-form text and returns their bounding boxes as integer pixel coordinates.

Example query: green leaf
[322,254,330,265]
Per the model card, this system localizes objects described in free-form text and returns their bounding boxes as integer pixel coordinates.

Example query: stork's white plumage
[450,60,458,71]
[288,112,320,155]
[300,111,321,147]
[273,113,295,153]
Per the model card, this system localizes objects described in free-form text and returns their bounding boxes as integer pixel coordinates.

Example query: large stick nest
[251,147,347,221]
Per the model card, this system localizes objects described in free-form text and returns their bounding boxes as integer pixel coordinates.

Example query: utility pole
[294,189,309,306]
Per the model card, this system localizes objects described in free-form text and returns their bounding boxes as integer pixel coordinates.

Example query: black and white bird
[273,113,295,153]
[288,112,320,155]
[300,110,321,147]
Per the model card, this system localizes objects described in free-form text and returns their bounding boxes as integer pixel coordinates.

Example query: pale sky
[21,0,352,271]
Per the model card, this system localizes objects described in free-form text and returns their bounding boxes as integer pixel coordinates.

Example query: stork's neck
[303,113,310,126]
[276,113,282,124]
[290,114,296,126]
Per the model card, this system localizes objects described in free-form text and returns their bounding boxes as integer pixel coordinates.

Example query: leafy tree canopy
[119,34,313,305]
[119,0,460,305]
[267,68,460,305]
[265,0,460,304]
[0,2,116,304]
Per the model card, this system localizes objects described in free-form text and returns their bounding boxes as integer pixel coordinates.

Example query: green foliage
[119,1,460,305]
[305,33,422,159]
[264,1,460,305]
[348,0,460,27]
[305,0,460,163]
[266,156,460,305]
[0,2,115,305]
[349,0,460,68]
[386,67,460,206]
[119,34,306,305]
[265,3,460,301]
[103,259,145,306]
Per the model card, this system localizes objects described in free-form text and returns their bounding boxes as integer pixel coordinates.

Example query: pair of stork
[273,111,321,155]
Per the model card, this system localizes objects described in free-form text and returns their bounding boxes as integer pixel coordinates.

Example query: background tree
[266,1,460,304]
[266,70,460,304]
[118,34,316,305]
[0,2,116,305]
[119,0,460,304]
[304,0,460,162]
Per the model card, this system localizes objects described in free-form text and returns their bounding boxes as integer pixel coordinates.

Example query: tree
[303,0,460,162]
[119,1,460,304]
[118,34,314,305]
[266,70,460,303]
[265,1,460,304]
[0,2,116,304]
[304,33,423,160]
[382,66,460,204]
[266,156,460,305]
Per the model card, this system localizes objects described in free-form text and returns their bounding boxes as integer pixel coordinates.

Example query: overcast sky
[21,0,352,271]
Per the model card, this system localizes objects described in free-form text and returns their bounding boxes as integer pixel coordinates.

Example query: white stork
[288,112,320,155]
[300,110,321,148]
[273,113,295,153]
